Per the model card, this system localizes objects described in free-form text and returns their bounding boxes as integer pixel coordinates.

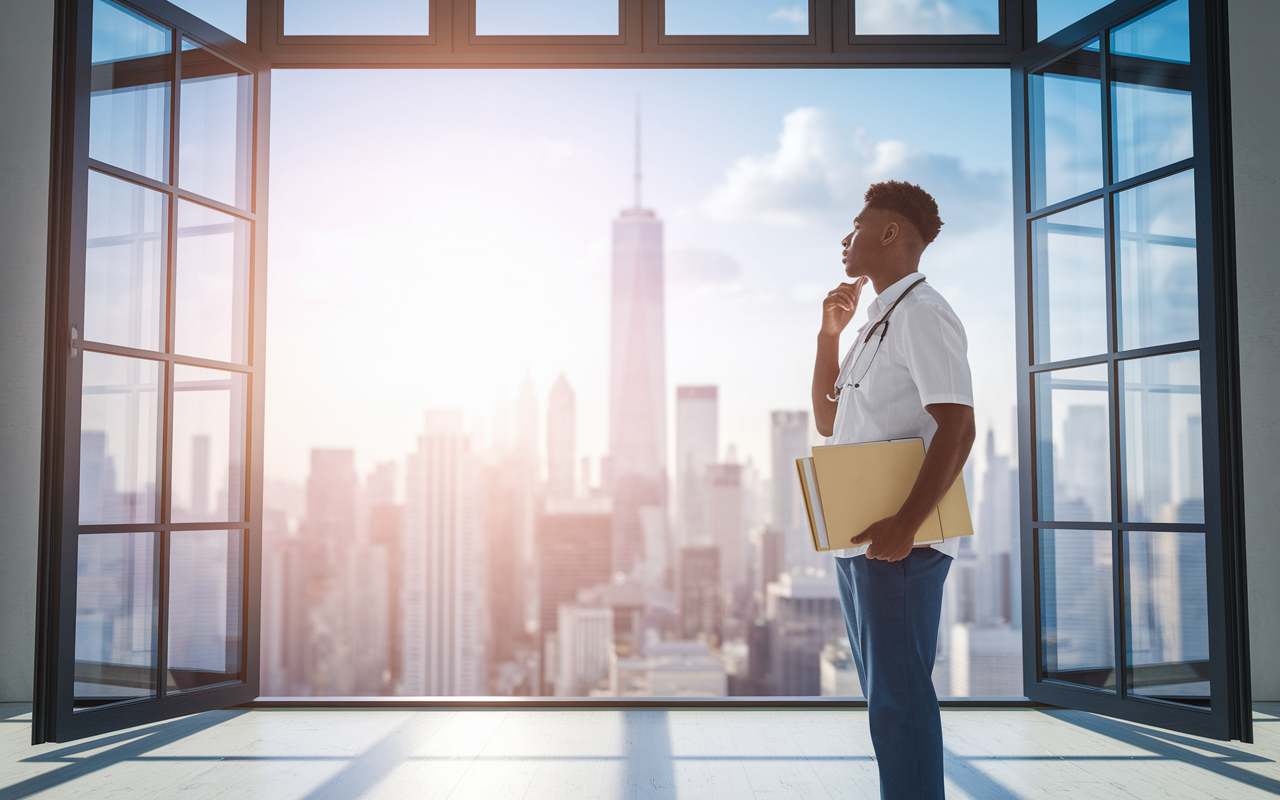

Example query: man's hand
[851,515,917,562]
[821,277,868,338]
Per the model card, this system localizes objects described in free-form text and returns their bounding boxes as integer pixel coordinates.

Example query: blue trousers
[835,549,952,800]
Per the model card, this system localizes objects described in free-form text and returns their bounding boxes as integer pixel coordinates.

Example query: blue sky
[266,68,1015,488]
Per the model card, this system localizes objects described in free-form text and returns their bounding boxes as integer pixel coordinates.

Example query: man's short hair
[863,181,943,246]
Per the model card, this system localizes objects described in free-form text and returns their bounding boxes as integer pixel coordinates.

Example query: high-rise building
[547,374,577,500]
[537,497,614,694]
[706,463,745,595]
[765,574,846,696]
[485,453,537,686]
[675,386,718,548]
[679,545,721,642]
[402,410,488,696]
[759,527,786,597]
[609,123,668,577]
[770,411,814,572]
[305,449,357,564]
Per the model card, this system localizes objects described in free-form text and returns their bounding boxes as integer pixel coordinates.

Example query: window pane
[283,0,430,36]
[90,0,172,182]
[173,365,247,523]
[167,530,244,693]
[1031,199,1106,364]
[1110,1,1193,182]
[664,0,807,35]
[170,0,247,42]
[174,200,251,364]
[856,0,998,35]
[1121,351,1203,523]
[1029,42,1102,209]
[1115,169,1198,350]
[1110,0,1190,64]
[1035,364,1110,522]
[179,41,252,209]
[1040,529,1115,691]
[1037,0,1109,41]
[1125,530,1209,706]
[80,352,160,525]
[74,532,158,710]
[478,0,617,35]
[85,171,167,352]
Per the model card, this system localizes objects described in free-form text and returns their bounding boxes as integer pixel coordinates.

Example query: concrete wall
[0,0,54,702]
[1230,0,1280,703]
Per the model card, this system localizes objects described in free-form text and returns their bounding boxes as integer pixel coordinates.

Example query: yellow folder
[796,438,973,552]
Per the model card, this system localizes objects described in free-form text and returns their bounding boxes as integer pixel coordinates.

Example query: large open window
[35,0,1249,744]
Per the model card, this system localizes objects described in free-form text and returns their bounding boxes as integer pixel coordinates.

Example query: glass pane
[1116,169,1198,350]
[167,530,244,692]
[1040,529,1115,691]
[85,171,167,351]
[1110,1,1193,182]
[665,0,807,35]
[1125,530,1210,705]
[1037,0,1109,41]
[1035,363,1110,522]
[179,41,252,209]
[283,0,430,35]
[90,0,172,182]
[478,0,617,35]
[855,0,998,35]
[75,532,158,710]
[170,0,248,42]
[1121,351,1203,523]
[1029,41,1102,209]
[173,365,247,523]
[174,200,251,363]
[1111,0,1190,63]
[80,352,160,525]
[1031,198,1106,363]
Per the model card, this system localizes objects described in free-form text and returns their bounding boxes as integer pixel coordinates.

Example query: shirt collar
[867,272,926,319]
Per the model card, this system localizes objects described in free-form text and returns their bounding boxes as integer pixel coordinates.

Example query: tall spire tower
[609,98,667,578]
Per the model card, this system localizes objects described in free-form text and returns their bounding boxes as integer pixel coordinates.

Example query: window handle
[70,324,78,359]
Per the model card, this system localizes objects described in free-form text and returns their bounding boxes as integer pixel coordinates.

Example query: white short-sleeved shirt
[827,272,973,560]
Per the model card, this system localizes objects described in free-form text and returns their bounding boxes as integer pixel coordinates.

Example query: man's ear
[881,221,899,246]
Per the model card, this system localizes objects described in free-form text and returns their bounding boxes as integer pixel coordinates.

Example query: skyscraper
[402,410,488,696]
[679,545,721,642]
[676,386,718,549]
[609,117,668,577]
[547,374,576,500]
[706,463,746,595]
[770,411,814,573]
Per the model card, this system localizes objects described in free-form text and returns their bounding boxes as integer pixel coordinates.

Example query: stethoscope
[826,277,928,403]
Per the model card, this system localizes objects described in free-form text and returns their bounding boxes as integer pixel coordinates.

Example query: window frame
[34,0,1250,745]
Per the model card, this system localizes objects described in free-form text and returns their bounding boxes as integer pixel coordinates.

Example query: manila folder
[809,438,973,549]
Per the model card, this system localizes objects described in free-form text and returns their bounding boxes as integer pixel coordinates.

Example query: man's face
[841,205,874,278]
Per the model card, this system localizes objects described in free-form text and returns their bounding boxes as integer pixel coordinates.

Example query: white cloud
[703,106,1006,234]
[768,6,807,26]
[856,0,995,35]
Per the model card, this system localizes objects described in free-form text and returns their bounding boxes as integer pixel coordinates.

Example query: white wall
[0,0,54,702]
[1230,0,1280,703]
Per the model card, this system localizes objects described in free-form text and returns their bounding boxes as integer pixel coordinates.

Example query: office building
[546,374,577,500]
[675,386,717,548]
[402,411,488,696]
[609,145,668,576]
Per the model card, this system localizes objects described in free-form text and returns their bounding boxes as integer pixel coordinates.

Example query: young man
[811,181,976,800]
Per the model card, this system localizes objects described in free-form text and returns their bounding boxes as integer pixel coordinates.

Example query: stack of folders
[796,438,973,552]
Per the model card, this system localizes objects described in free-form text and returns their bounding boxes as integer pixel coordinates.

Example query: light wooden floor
[2,703,1278,799]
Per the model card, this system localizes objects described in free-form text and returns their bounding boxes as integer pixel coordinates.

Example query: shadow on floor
[1045,708,1279,794]
[0,710,245,800]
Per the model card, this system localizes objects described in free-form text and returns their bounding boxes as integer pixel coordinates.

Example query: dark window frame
[34,0,1249,745]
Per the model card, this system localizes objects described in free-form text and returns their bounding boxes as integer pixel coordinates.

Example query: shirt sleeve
[898,300,974,408]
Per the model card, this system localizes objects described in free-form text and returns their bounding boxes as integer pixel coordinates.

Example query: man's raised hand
[821,276,869,337]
